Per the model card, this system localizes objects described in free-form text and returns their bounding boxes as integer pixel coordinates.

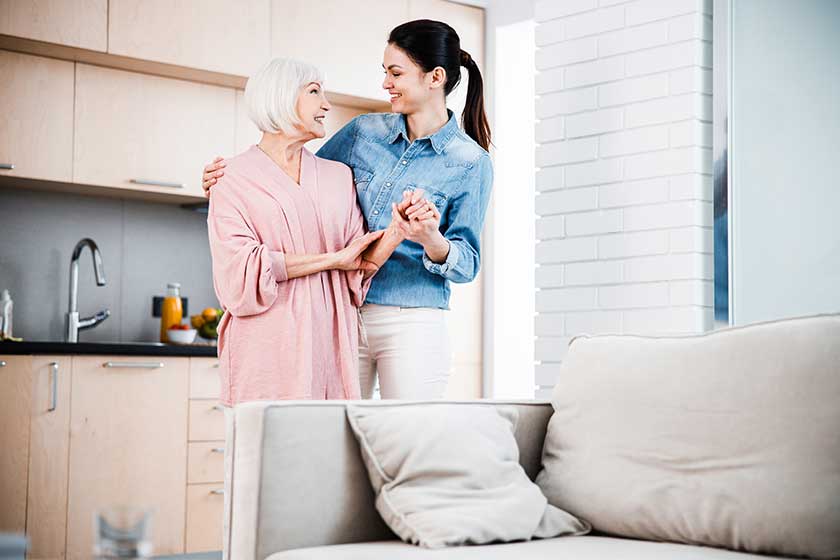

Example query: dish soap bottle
[0,289,12,340]
[160,283,183,343]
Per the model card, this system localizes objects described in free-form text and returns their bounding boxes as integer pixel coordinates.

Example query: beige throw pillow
[536,313,840,559]
[346,403,589,549]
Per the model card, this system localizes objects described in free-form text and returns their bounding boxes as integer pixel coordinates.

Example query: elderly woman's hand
[333,230,385,271]
[202,156,227,198]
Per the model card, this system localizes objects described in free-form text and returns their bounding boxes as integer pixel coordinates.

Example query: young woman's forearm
[361,227,404,279]
[422,231,451,264]
[284,252,338,280]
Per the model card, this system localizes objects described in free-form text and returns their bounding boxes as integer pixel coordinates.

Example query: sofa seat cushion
[268,536,789,560]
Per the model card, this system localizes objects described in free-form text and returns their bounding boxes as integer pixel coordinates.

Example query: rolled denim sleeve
[316,117,358,166]
[423,154,493,283]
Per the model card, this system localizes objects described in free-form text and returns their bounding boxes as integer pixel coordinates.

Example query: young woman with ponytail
[201,19,493,400]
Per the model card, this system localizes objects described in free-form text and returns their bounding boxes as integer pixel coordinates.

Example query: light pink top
[208,146,371,405]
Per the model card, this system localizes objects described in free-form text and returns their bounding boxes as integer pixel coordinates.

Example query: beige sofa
[223,400,789,560]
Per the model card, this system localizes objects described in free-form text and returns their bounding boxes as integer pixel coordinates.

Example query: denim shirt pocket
[352,167,374,193]
[405,184,449,210]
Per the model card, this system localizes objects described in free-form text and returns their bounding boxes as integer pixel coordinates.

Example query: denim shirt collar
[386,110,458,154]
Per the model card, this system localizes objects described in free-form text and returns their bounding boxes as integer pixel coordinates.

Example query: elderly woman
[208,58,404,404]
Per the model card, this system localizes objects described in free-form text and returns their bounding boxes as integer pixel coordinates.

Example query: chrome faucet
[65,238,111,342]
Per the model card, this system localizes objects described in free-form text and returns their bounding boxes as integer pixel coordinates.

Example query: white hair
[243,58,325,135]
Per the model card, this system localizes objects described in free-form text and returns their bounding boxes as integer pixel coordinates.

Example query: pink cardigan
[208,146,371,405]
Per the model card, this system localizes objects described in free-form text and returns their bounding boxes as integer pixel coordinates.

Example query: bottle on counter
[0,289,12,339]
[160,283,183,343]
[0,289,13,340]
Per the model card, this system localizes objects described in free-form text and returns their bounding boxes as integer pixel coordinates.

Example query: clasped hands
[335,189,447,275]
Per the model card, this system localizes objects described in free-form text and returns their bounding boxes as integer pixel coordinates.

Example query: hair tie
[460,50,472,66]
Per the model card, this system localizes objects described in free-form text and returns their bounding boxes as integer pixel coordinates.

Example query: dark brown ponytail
[388,19,492,151]
[458,49,491,151]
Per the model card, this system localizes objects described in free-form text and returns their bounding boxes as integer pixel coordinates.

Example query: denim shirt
[317,110,493,310]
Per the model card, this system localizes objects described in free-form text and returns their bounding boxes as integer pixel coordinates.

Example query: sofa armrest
[225,400,553,560]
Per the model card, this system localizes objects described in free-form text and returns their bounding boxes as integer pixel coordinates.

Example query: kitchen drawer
[185,483,225,553]
[188,400,226,441]
[188,441,225,484]
[190,357,221,399]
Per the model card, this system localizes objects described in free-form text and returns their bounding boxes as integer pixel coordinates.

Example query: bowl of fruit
[191,307,225,342]
[167,324,197,345]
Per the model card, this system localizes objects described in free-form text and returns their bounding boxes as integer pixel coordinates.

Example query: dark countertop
[0,340,218,357]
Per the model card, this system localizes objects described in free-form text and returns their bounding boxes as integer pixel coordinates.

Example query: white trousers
[358,303,451,399]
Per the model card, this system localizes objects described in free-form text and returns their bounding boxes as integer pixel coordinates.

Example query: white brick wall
[534,0,713,398]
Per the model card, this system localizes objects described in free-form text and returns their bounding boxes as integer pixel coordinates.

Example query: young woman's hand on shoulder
[202,156,227,198]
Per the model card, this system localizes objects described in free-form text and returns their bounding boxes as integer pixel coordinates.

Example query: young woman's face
[294,81,330,139]
[382,43,437,114]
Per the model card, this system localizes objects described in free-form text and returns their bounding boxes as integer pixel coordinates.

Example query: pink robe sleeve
[208,183,287,317]
[346,191,374,308]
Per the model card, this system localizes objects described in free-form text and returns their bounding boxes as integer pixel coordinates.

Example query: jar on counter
[159,283,183,343]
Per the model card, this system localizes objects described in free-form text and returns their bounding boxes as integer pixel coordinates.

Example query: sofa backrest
[225,400,553,560]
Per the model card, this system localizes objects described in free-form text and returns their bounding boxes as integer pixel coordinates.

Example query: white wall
[534,0,714,397]
[482,0,538,398]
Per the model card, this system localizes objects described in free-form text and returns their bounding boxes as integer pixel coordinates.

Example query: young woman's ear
[429,66,447,90]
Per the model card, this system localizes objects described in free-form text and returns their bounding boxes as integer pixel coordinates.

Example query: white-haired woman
[208,58,404,404]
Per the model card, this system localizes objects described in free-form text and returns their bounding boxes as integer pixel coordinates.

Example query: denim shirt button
[386,182,392,186]
[373,210,379,215]
[401,160,407,165]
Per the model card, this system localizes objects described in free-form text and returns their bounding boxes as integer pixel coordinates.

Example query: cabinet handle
[211,447,225,454]
[212,405,225,412]
[130,178,185,189]
[0,163,14,170]
[212,363,220,368]
[0,360,6,367]
[48,362,59,412]
[103,361,164,369]
[210,489,225,495]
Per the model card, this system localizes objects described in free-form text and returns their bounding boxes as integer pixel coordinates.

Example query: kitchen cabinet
[0,0,107,51]
[65,356,189,559]
[26,356,72,560]
[186,356,225,553]
[270,0,409,102]
[73,63,236,200]
[0,51,74,183]
[0,355,33,534]
[107,0,270,77]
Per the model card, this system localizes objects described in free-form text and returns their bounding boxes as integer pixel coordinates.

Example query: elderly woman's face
[294,81,330,139]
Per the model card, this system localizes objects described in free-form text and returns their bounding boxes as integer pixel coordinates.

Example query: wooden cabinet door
[0,51,74,183]
[65,356,189,560]
[0,0,107,51]
[0,355,33,533]
[73,63,235,199]
[185,483,225,553]
[270,0,409,102]
[107,0,270,77]
[26,356,73,560]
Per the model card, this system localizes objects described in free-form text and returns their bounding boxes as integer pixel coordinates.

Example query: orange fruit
[202,307,218,322]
